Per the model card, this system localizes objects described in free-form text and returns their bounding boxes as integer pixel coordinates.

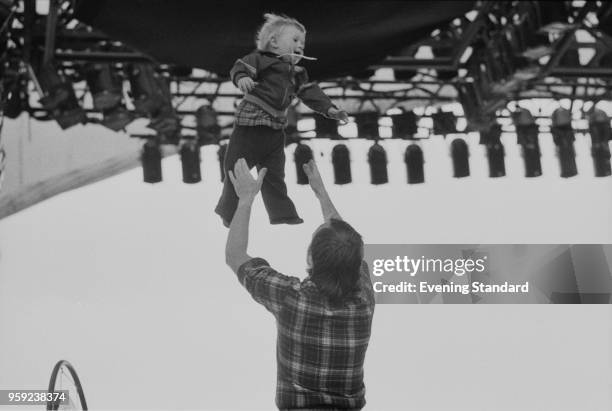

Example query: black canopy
[75,0,476,79]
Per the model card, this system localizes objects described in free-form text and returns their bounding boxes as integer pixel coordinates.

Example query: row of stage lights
[11,60,183,138]
[140,106,612,184]
[14,59,611,184]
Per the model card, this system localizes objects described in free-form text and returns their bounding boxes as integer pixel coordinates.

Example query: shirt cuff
[237,257,270,283]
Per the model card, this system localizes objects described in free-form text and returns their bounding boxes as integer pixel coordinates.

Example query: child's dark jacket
[230,50,335,120]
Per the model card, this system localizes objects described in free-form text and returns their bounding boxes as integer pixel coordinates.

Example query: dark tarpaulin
[74,0,476,80]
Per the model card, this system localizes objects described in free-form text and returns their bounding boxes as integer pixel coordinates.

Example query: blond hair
[255,13,306,51]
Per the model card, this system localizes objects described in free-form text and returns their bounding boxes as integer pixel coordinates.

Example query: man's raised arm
[302,159,341,222]
[225,158,267,273]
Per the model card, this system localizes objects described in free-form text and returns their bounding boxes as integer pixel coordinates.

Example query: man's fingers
[228,170,237,186]
[307,159,317,173]
[234,158,247,175]
[233,159,242,177]
[238,158,250,175]
[256,168,267,188]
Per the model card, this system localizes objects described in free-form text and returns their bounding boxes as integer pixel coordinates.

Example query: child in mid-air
[215,13,348,227]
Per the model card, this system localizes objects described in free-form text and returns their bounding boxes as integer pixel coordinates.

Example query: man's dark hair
[308,218,363,302]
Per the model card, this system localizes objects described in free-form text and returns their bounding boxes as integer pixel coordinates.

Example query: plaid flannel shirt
[234,100,287,130]
[237,257,375,410]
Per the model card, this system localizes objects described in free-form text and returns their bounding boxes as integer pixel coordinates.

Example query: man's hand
[302,159,326,198]
[237,77,258,94]
[327,107,349,124]
[228,158,267,202]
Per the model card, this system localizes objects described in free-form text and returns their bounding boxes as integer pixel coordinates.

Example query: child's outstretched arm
[296,69,348,124]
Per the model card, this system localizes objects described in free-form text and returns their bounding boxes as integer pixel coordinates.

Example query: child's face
[272,25,305,64]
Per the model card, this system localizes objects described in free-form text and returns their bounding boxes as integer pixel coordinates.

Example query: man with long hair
[225,158,375,410]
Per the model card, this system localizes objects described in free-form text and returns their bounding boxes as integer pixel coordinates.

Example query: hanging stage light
[588,109,612,177]
[148,107,180,144]
[450,138,470,178]
[100,105,133,132]
[390,110,418,139]
[128,64,165,116]
[36,64,69,109]
[141,139,163,183]
[512,109,542,177]
[294,142,313,185]
[2,77,26,119]
[480,123,505,177]
[82,62,134,131]
[36,63,87,129]
[314,112,340,139]
[404,144,424,184]
[128,64,180,142]
[354,111,379,139]
[486,142,505,178]
[180,140,201,184]
[217,143,227,182]
[589,109,612,143]
[432,110,457,136]
[368,143,388,184]
[551,108,577,178]
[149,73,180,143]
[331,144,351,184]
[195,105,221,145]
[84,63,123,111]
[148,79,180,144]
[456,80,497,131]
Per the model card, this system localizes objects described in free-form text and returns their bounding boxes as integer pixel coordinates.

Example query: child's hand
[327,107,349,125]
[237,77,258,94]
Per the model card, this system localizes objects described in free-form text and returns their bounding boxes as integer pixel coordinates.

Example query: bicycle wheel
[47,360,88,411]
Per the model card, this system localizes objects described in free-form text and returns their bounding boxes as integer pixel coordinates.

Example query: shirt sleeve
[295,67,335,115]
[230,52,260,86]
[237,257,301,316]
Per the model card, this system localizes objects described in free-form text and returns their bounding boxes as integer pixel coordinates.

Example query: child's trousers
[214,125,303,226]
